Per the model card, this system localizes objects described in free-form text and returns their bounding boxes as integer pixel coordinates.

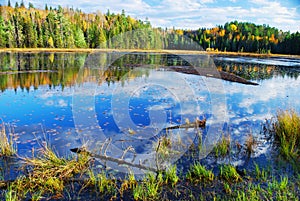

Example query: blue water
[1,52,300,174]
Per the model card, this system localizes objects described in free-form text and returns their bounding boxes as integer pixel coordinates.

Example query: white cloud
[7,0,300,32]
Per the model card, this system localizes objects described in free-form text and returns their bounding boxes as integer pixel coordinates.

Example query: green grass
[186,163,214,183]
[254,163,269,181]
[220,164,242,183]
[164,165,179,187]
[0,123,16,157]
[132,173,163,200]
[273,109,300,160]
[213,134,230,158]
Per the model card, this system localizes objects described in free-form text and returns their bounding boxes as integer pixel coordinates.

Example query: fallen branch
[165,119,206,130]
[70,148,158,172]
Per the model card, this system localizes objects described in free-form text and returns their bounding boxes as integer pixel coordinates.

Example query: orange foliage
[219,29,226,37]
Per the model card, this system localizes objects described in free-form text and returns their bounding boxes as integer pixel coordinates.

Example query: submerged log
[164,119,206,130]
[164,66,259,85]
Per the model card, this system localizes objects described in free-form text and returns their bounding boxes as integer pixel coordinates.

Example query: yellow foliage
[205,29,211,35]
[48,37,54,48]
[255,36,262,40]
[127,16,136,25]
[82,21,87,32]
[175,29,184,36]
[49,53,54,63]
[230,24,237,32]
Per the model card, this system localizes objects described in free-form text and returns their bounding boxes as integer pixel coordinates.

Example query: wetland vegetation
[0,109,299,200]
[0,51,299,200]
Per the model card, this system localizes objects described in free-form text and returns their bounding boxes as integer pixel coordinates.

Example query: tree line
[185,21,300,54]
[0,1,299,54]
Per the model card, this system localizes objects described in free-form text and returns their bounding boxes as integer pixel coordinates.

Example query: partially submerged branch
[70,147,158,172]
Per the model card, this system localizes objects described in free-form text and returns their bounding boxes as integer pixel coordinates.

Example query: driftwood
[164,119,206,130]
[70,147,158,172]
[165,66,259,85]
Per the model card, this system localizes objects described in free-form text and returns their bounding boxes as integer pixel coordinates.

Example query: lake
[0,52,300,176]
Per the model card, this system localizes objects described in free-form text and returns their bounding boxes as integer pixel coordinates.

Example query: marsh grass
[6,143,91,200]
[132,173,163,200]
[186,163,214,183]
[220,164,242,183]
[273,110,300,160]
[164,165,179,187]
[245,134,257,156]
[213,134,231,158]
[0,123,16,157]
[254,164,269,181]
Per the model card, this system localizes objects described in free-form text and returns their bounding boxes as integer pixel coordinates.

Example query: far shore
[0,48,299,59]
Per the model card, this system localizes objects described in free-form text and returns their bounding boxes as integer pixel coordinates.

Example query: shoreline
[0,48,299,59]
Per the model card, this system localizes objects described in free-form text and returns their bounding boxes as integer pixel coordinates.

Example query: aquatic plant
[120,172,137,194]
[273,109,300,160]
[96,171,117,195]
[164,165,179,187]
[132,173,163,200]
[245,133,257,156]
[186,163,214,183]
[254,163,269,181]
[213,134,231,158]
[220,164,242,183]
[6,142,90,200]
[0,123,16,157]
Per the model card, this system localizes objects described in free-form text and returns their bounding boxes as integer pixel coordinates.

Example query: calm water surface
[0,52,300,173]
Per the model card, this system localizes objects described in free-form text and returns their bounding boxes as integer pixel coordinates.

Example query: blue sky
[2,0,300,32]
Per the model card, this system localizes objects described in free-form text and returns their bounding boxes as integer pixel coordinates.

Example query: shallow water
[0,52,300,175]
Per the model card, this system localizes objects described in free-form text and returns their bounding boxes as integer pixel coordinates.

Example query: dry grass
[245,134,257,156]
[7,143,91,200]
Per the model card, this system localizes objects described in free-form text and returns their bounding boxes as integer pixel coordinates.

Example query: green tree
[74,28,87,48]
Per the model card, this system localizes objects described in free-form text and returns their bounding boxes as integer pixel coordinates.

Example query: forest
[0,1,299,54]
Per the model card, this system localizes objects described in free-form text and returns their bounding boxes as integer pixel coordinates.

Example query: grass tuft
[273,109,300,160]
[186,163,214,183]
[220,164,242,183]
[0,123,16,157]
[7,143,91,200]
[164,165,179,187]
[213,134,231,158]
[245,133,257,156]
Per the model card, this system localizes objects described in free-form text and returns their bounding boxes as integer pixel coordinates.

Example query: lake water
[0,52,300,174]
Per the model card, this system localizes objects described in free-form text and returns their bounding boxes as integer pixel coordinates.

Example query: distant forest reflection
[0,52,299,92]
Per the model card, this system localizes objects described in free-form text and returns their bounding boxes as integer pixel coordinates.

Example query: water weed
[213,134,230,158]
[186,163,214,183]
[164,165,179,186]
[0,123,16,157]
[220,164,242,183]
